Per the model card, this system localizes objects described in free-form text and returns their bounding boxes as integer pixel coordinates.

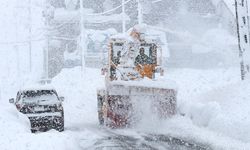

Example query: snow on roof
[222,0,235,14]
[110,33,134,41]
[20,84,56,92]
[86,28,118,42]
[212,0,236,15]
[217,0,250,17]
[126,24,167,42]
[85,14,130,23]
[109,24,169,57]
[127,24,169,57]
[127,24,147,35]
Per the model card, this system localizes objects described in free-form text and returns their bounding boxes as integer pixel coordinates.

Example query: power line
[51,36,78,41]
[86,0,134,16]
[39,0,134,32]
[0,38,45,45]
[48,16,79,31]
[0,0,135,46]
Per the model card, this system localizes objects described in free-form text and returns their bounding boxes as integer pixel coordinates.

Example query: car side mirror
[9,98,14,104]
[101,67,107,75]
[59,97,65,102]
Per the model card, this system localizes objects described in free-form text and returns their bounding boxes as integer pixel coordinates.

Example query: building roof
[222,0,235,14]
[214,0,250,16]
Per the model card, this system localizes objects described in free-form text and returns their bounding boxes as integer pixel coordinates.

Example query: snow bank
[205,81,250,142]
[52,67,104,127]
[0,105,30,134]
[167,68,250,146]
[0,67,105,150]
[135,67,250,149]
[0,103,81,150]
[171,69,250,142]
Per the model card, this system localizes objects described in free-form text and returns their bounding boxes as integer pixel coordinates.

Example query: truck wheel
[97,90,105,125]
[98,111,104,125]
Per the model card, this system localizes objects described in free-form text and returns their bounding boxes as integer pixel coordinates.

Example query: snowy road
[71,123,211,150]
[84,128,211,150]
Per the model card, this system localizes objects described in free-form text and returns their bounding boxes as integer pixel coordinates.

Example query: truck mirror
[160,69,164,76]
[9,98,14,104]
[101,68,107,75]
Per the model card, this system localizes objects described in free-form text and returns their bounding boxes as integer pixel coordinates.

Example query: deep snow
[0,0,250,149]
[0,66,250,149]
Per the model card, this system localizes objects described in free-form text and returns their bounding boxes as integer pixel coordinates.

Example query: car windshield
[21,90,59,104]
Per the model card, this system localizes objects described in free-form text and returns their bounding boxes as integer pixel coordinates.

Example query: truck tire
[98,111,104,125]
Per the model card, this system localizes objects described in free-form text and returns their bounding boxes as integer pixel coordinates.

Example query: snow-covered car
[9,86,64,133]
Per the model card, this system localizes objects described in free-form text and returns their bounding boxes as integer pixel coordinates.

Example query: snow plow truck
[97,25,177,128]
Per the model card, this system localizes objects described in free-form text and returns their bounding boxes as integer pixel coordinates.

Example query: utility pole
[137,0,143,25]
[235,0,250,80]
[44,10,49,80]
[80,0,86,74]
[14,0,32,73]
[43,3,54,79]
[28,0,32,72]
[122,0,126,33]
[14,0,20,78]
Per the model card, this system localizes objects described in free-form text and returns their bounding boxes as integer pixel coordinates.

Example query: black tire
[31,129,37,133]
[54,116,64,132]
[57,122,64,132]
[54,111,64,132]
[98,111,104,125]
[97,92,105,125]
[30,120,37,133]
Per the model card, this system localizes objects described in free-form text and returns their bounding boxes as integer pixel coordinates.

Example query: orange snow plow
[97,25,177,128]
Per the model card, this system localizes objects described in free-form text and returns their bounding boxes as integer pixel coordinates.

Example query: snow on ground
[0,102,81,150]
[52,67,105,128]
[0,66,250,149]
[173,68,250,143]
[135,67,250,149]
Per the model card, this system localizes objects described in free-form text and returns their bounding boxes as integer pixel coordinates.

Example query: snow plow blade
[97,83,177,128]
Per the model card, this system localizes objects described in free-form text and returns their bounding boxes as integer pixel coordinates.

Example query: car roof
[19,84,56,93]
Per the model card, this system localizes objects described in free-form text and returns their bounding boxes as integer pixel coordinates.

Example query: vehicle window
[16,92,21,103]
[140,46,150,57]
[21,90,59,104]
